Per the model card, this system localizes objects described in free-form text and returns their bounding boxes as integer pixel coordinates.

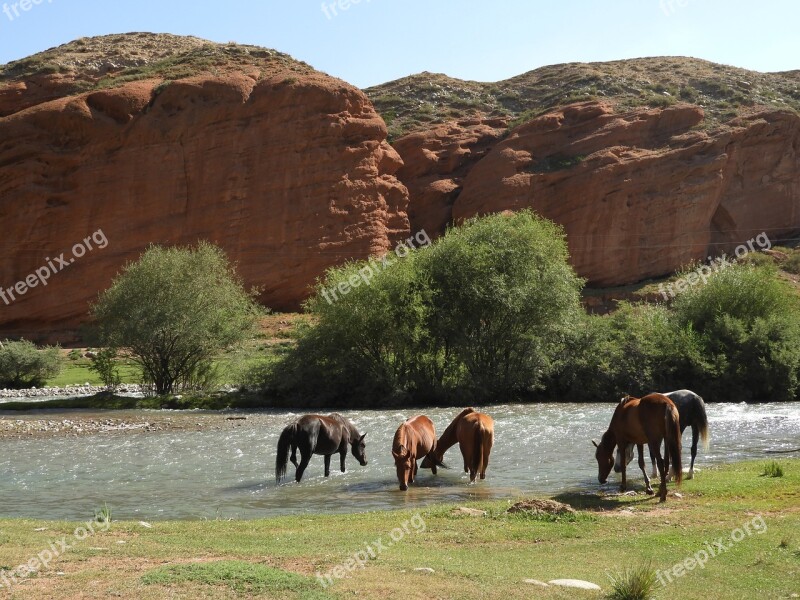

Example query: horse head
[593,432,615,484]
[392,443,414,490]
[351,432,368,466]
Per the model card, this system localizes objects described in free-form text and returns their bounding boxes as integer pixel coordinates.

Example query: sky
[0,0,798,88]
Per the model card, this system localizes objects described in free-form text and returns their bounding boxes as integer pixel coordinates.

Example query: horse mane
[329,413,361,441]
[393,422,409,453]
[435,408,475,456]
[599,429,616,452]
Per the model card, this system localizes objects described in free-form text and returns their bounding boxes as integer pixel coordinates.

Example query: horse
[421,408,493,482]
[615,389,709,479]
[391,415,438,491]
[275,413,367,483]
[594,393,682,502]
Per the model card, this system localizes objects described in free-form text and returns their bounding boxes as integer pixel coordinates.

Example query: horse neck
[436,411,470,456]
[393,424,411,452]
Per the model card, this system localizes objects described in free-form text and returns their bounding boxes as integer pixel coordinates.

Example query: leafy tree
[89,348,122,392]
[90,242,261,395]
[0,339,62,389]
[268,210,585,404]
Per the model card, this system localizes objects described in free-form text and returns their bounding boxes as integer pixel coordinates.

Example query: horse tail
[473,425,484,476]
[665,404,682,485]
[481,427,493,475]
[695,395,710,450]
[275,423,296,483]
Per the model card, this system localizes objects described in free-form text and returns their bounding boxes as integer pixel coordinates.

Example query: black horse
[275,413,367,483]
[616,389,709,479]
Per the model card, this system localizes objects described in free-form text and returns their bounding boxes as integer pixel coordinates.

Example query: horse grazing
[421,408,493,482]
[391,415,438,491]
[275,413,367,483]
[616,389,709,479]
[594,393,682,502]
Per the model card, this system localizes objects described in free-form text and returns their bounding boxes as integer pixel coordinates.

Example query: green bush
[90,242,262,396]
[0,339,62,389]
[671,263,800,402]
[89,348,122,391]
[267,211,584,405]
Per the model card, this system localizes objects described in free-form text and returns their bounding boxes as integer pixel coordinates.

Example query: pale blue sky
[0,0,797,87]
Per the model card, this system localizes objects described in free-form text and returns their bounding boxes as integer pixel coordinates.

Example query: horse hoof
[686,471,694,480]
[645,488,655,495]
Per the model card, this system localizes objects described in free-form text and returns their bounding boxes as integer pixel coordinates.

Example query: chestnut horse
[391,415,438,491]
[275,413,367,483]
[422,408,494,482]
[616,389,710,479]
[594,393,682,502]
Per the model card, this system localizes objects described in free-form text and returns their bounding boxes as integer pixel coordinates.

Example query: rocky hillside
[365,57,800,140]
[2,36,800,339]
[0,34,408,340]
[369,60,800,286]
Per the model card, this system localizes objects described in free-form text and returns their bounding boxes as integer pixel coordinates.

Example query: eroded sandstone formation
[0,69,408,339]
[395,102,800,286]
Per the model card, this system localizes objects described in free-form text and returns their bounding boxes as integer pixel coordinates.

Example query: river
[0,402,797,520]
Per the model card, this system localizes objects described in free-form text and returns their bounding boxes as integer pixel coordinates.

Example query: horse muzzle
[360,459,368,466]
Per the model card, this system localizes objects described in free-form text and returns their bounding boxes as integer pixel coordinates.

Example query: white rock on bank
[548,579,601,591]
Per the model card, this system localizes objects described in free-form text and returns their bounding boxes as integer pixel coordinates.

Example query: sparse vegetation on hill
[0,32,312,96]
[365,57,800,139]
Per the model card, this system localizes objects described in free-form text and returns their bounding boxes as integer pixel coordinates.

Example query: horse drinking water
[616,389,709,479]
[594,393,682,502]
[421,408,493,482]
[275,413,367,483]
[391,415,438,491]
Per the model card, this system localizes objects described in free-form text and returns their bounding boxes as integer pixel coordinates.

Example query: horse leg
[412,460,418,483]
[688,425,699,479]
[290,442,299,469]
[638,444,653,495]
[650,444,658,479]
[619,443,627,491]
[295,448,312,483]
[324,454,331,477]
[339,447,347,473]
[650,440,667,502]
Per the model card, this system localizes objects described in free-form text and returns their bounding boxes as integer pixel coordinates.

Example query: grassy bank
[0,460,797,599]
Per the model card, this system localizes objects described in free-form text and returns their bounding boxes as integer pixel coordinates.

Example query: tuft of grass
[605,563,658,600]
[762,461,785,478]
[94,502,112,524]
[142,561,332,599]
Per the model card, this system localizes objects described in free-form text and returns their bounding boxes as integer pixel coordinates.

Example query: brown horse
[594,393,682,502]
[391,415,438,491]
[421,408,494,482]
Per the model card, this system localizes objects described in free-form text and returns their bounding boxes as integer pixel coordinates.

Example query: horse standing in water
[391,415,438,491]
[275,413,367,483]
[594,393,682,502]
[421,408,494,482]
[616,389,709,479]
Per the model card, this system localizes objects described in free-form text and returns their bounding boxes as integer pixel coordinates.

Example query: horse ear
[359,433,366,442]
[592,440,599,448]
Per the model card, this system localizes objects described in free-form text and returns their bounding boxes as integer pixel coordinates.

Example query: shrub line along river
[0,402,798,521]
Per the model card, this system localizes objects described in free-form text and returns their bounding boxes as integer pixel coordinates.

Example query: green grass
[142,561,333,599]
[605,563,657,600]
[0,460,797,599]
[46,357,141,387]
[762,460,785,478]
[0,390,269,411]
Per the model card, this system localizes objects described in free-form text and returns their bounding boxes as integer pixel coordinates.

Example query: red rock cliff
[0,67,408,339]
[394,102,800,286]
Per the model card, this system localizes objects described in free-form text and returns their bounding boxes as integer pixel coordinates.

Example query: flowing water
[0,403,798,520]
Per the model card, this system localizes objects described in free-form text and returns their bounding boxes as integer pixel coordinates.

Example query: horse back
[405,415,437,455]
[458,412,494,442]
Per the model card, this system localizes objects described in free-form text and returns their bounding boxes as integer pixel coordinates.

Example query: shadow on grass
[553,490,661,511]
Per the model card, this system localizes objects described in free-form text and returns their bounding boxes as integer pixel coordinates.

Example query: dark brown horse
[275,413,367,483]
[594,393,682,502]
[391,415,438,491]
[422,408,494,482]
